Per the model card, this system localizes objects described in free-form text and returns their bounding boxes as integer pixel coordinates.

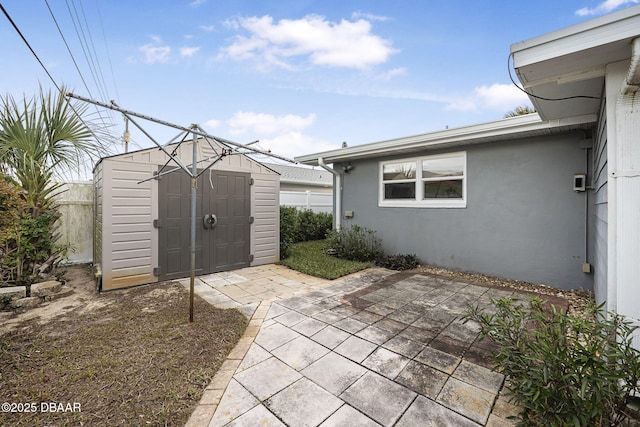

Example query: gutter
[622,37,640,94]
[318,157,341,230]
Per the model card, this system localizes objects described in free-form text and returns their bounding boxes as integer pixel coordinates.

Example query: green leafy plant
[376,253,419,271]
[464,297,640,427]
[326,225,383,262]
[280,239,372,279]
[279,206,333,259]
[296,209,332,241]
[1,209,68,286]
[279,206,298,259]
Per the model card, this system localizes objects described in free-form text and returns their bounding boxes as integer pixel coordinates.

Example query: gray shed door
[157,169,251,282]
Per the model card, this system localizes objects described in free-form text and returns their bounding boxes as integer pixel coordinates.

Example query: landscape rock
[30,280,62,298]
[0,286,27,300]
[13,297,40,309]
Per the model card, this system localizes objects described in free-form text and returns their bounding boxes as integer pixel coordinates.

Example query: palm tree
[504,105,536,118]
[0,86,105,284]
[0,86,103,216]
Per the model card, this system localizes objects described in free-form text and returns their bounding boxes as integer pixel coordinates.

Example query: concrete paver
[302,352,367,395]
[340,371,416,427]
[265,379,343,427]
[184,264,566,427]
[396,395,481,427]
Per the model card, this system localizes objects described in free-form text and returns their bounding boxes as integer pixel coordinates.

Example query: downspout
[610,37,640,322]
[318,157,341,230]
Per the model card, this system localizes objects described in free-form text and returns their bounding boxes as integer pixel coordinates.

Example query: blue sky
[1,0,639,166]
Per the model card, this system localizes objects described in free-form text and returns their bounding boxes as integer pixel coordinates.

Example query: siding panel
[592,97,608,306]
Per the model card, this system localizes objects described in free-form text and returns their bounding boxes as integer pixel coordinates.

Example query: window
[379,152,466,208]
[382,161,416,200]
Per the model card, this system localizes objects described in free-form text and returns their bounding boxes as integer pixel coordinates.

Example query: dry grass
[0,267,247,426]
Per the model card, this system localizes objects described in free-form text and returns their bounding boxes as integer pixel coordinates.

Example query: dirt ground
[0,265,247,427]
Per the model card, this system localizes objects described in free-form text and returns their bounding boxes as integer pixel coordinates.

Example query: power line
[507,52,601,102]
[0,2,114,156]
[94,0,120,104]
[0,3,62,94]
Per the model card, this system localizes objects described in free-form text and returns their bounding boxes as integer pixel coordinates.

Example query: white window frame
[378,151,467,208]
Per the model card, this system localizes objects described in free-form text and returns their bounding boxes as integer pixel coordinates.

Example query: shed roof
[295,113,594,165]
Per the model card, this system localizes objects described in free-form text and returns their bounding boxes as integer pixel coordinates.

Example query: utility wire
[95,0,120,103]
[46,0,114,140]
[1,3,62,94]
[0,2,114,159]
[508,52,601,102]
[77,0,111,104]
[65,0,108,103]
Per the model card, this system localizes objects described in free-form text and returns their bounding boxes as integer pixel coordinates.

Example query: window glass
[383,162,416,181]
[422,156,464,178]
[384,182,416,199]
[423,180,463,199]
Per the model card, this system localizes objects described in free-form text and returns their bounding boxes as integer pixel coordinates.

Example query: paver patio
[182,265,567,427]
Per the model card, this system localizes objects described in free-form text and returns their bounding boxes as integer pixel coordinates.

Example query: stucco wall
[336,131,594,291]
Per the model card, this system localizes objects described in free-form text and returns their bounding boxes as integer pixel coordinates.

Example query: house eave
[511,5,640,121]
[295,113,596,165]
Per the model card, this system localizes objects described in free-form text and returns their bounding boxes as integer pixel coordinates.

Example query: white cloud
[219,14,397,70]
[446,83,530,112]
[204,119,221,129]
[139,43,171,63]
[375,67,407,81]
[255,131,336,160]
[575,0,638,15]
[190,0,206,7]
[227,111,316,135]
[180,46,200,57]
[199,24,215,32]
[351,11,390,22]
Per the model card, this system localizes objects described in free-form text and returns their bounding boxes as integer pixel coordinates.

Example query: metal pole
[66,93,295,163]
[189,129,197,322]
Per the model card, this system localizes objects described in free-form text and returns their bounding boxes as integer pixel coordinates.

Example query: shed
[93,140,280,291]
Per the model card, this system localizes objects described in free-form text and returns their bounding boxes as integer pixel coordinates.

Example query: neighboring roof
[511,5,640,120]
[263,162,333,187]
[295,113,595,165]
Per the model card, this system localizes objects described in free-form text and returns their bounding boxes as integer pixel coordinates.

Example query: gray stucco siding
[338,132,593,291]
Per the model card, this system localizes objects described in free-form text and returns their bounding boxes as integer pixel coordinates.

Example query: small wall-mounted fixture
[344,210,354,218]
[342,163,353,173]
[573,174,586,192]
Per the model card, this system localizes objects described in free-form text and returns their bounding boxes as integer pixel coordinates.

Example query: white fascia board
[511,5,640,68]
[295,114,596,165]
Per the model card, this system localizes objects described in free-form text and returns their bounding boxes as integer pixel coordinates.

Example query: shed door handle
[203,213,217,229]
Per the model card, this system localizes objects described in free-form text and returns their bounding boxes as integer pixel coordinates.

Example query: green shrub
[464,297,640,427]
[279,206,298,259]
[297,209,332,241]
[280,207,333,259]
[326,225,383,262]
[376,254,419,271]
[1,209,68,286]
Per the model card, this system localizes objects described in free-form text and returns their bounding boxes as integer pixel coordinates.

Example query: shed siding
[101,160,157,290]
[96,140,278,290]
[592,98,608,306]
[337,132,594,291]
[93,163,103,280]
[252,173,280,264]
